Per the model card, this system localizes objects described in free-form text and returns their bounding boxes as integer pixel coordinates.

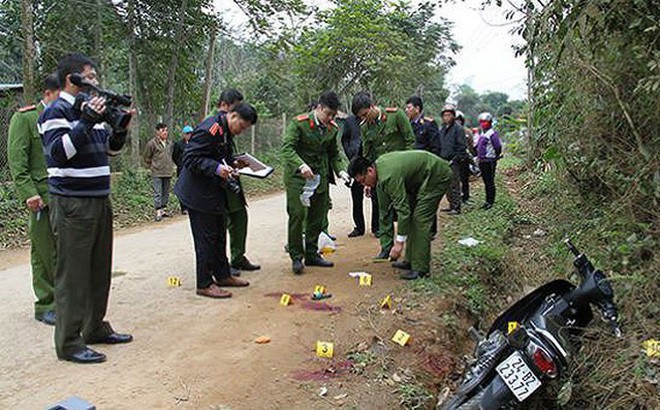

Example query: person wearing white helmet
[475,112,502,209]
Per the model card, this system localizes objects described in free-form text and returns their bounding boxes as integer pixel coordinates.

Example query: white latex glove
[338,170,350,184]
[299,163,314,179]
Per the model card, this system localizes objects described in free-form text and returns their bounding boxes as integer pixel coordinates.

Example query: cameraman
[39,53,133,364]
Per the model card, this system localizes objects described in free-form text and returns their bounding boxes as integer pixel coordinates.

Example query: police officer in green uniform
[281,91,345,275]
[7,73,60,325]
[216,89,260,275]
[351,92,415,259]
[348,151,451,280]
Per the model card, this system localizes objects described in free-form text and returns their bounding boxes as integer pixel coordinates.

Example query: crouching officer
[174,103,258,298]
[7,73,60,325]
[348,151,451,280]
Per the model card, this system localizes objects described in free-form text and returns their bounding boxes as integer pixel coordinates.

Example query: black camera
[70,73,132,131]
[226,177,241,194]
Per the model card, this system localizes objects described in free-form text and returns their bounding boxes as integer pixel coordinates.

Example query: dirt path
[0,186,422,409]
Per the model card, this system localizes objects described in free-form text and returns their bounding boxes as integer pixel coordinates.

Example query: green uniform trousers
[28,207,56,315]
[50,195,115,357]
[227,206,248,267]
[286,185,329,261]
[376,185,395,252]
[403,190,444,273]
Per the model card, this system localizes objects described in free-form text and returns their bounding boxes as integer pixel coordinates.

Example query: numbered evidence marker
[508,321,519,334]
[280,293,292,306]
[381,294,393,309]
[314,285,326,294]
[167,276,182,287]
[643,339,660,358]
[392,329,411,346]
[359,274,372,286]
[316,341,334,358]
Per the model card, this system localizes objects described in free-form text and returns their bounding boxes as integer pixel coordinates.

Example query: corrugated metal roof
[0,83,23,91]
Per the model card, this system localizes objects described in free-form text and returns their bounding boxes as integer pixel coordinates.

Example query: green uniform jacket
[7,102,49,204]
[375,150,452,237]
[361,106,415,161]
[281,112,342,193]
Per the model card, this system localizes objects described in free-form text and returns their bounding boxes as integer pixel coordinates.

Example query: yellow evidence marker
[508,321,519,334]
[359,274,372,286]
[314,285,326,294]
[381,295,392,309]
[280,293,292,306]
[316,341,334,358]
[642,339,660,358]
[392,329,411,346]
[167,276,182,287]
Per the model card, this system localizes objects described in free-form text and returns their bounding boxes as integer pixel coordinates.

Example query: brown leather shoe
[215,276,250,287]
[196,284,232,298]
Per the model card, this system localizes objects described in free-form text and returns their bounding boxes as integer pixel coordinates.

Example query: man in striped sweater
[39,53,133,364]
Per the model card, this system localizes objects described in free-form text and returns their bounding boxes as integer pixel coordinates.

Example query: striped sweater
[38,91,121,197]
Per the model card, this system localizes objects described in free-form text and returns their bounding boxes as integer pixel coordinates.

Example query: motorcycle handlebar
[564,238,580,257]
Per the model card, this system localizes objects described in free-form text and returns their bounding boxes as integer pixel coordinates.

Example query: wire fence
[0,110,290,182]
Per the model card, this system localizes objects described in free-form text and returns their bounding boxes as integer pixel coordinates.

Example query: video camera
[70,73,133,131]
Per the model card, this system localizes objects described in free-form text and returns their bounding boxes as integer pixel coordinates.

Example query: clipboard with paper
[234,153,274,179]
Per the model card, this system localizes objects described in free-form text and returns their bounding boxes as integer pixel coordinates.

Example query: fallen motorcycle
[443,239,621,409]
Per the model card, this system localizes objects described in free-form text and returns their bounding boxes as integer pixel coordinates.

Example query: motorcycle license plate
[495,351,542,402]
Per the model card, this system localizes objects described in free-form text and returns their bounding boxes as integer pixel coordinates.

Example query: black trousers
[479,161,497,205]
[50,195,114,357]
[351,182,379,234]
[459,158,471,201]
[187,209,231,289]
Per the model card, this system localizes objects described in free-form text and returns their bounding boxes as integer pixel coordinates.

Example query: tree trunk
[94,0,104,85]
[20,0,36,102]
[164,0,189,131]
[127,0,141,167]
[201,24,218,119]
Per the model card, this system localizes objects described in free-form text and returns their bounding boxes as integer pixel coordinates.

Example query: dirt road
[0,186,416,409]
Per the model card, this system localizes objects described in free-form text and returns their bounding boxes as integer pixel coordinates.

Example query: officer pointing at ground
[348,151,451,280]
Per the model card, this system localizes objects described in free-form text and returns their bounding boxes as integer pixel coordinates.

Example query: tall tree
[20,0,35,100]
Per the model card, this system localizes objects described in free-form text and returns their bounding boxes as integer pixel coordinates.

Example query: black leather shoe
[399,270,428,280]
[292,259,304,275]
[305,256,334,267]
[61,348,106,364]
[392,260,411,270]
[87,332,133,345]
[230,267,241,277]
[347,228,364,238]
[35,311,56,326]
[232,257,261,271]
[374,249,391,260]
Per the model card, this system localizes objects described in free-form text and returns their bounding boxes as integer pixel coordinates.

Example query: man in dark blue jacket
[174,103,257,298]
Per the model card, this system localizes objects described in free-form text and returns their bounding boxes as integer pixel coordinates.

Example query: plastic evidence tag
[508,321,519,334]
[280,293,291,306]
[392,330,411,346]
[316,341,334,358]
[381,295,392,309]
[359,274,372,286]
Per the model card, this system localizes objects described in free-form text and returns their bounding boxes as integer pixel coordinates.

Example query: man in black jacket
[174,103,257,298]
[437,104,467,215]
[338,114,378,237]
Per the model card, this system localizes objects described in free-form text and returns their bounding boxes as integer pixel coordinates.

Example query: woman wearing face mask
[475,112,502,210]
